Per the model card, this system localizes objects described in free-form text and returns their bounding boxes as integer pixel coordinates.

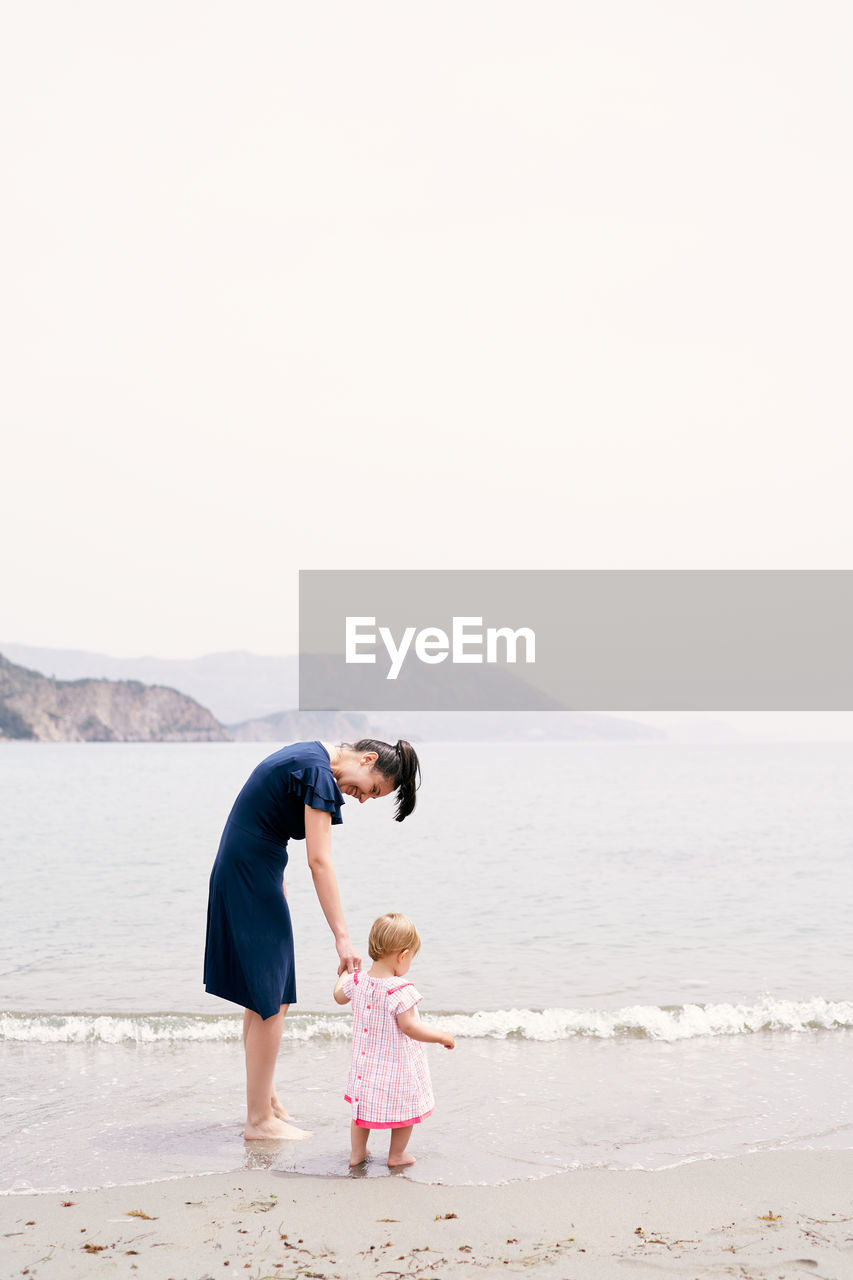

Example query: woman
[204,737,420,1140]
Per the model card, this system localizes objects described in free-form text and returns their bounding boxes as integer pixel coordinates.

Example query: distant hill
[226,707,661,743]
[229,710,374,743]
[0,654,230,743]
[228,708,661,742]
[367,710,663,742]
[0,644,297,724]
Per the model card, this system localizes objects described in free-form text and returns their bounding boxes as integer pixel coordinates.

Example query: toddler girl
[333,912,455,1167]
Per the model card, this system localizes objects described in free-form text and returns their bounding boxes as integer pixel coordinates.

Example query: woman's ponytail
[392,739,421,822]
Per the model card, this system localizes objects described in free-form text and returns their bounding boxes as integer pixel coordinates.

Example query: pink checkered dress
[342,970,435,1129]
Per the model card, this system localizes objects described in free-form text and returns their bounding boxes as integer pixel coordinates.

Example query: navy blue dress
[204,741,345,1019]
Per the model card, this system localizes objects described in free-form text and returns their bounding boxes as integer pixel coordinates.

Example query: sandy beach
[3,1152,852,1280]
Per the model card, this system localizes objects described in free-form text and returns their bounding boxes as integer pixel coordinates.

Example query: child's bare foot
[349,1122,369,1167]
[387,1123,414,1167]
[271,1094,293,1121]
[244,1116,312,1141]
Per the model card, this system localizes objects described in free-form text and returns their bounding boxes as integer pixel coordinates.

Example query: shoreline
[3,1141,852,1198]
[3,1151,852,1279]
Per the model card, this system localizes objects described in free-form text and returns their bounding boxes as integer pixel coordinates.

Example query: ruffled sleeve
[286,763,345,825]
[387,982,422,1016]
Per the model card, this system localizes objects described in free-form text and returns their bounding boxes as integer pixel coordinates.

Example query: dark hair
[344,738,421,822]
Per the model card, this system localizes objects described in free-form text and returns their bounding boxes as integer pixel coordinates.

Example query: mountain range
[0,643,663,742]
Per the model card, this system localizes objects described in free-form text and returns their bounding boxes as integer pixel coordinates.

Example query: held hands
[336,935,362,976]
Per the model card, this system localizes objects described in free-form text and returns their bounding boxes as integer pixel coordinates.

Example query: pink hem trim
[345,1096,434,1130]
[387,981,415,995]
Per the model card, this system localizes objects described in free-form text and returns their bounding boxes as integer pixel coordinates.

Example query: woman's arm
[396,1009,455,1049]
[304,805,361,975]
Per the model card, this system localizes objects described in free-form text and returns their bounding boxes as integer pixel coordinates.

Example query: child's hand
[440,1034,455,1050]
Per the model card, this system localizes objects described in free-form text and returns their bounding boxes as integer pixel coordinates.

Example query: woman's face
[336,752,396,804]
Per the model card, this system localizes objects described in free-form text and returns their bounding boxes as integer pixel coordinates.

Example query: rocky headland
[0,654,230,742]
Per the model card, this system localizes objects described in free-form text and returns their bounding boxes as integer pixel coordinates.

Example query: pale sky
[2,2,852,660]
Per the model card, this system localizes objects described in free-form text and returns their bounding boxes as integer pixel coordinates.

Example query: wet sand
[2,1151,853,1278]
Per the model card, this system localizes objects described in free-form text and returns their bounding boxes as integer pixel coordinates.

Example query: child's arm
[396,1009,454,1049]
[333,973,351,1006]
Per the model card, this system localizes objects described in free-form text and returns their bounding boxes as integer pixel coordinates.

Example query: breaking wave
[2,996,852,1045]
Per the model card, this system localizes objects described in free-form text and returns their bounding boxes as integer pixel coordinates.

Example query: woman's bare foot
[270,1094,293,1121]
[387,1152,416,1167]
[244,1116,312,1141]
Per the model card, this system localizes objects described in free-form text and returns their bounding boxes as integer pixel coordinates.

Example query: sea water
[1,740,852,1190]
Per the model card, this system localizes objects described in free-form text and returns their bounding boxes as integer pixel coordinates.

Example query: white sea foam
[440,997,853,1041]
[0,1012,245,1044]
[2,997,852,1045]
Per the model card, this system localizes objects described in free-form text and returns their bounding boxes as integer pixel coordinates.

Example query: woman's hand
[336,935,361,975]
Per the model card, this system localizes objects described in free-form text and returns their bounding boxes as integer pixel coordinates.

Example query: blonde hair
[368,912,421,961]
